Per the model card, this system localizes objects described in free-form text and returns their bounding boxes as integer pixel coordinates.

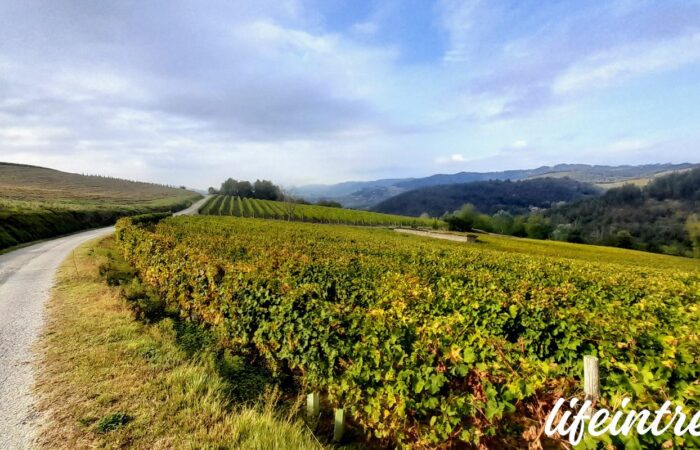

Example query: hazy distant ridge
[297,163,698,208]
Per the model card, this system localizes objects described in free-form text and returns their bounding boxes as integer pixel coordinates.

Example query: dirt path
[0,196,209,449]
[394,228,475,243]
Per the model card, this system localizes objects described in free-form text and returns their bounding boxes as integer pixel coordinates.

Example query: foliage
[0,162,200,251]
[36,236,320,449]
[96,412,132,434]
[373,177,601,217]
[116,216,700,448]
[687,215,700,258]
[426,168,700,257]
[646,168,700,201]
[0,200,196,251]
[199,195,441,228]
[546,167,700,255]
[523,214,552,240]
[317,199,343,208]
[218,178,282,200]
[315,163,695,210]
[128,212,173,225]
[443,203,479,231]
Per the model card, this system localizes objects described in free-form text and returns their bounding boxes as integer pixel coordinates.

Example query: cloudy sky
[1,0,699,188]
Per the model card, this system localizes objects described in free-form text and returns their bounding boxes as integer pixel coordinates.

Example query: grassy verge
[35,235,322,449]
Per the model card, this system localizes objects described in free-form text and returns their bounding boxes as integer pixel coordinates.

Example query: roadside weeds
[34,235,322,449]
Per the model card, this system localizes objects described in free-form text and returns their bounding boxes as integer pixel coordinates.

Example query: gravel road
[0,196,209,449]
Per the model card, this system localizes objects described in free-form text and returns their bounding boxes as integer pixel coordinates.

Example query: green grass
[475,232,700,271]
[593,169,695,190]
[200,194,442,228]
[397,225,700,271]
[35,235,322,449]
[0,162,201,250]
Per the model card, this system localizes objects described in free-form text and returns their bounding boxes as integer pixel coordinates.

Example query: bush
[121,278,166,322]
[129,212,172,225]
[443,204,478,231]
[0,200,188,252]
[96,412,132,433]
[98,262,136,286]
[524,214,552,239]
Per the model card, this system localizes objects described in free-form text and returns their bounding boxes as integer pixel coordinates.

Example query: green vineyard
[116,215,700,448]
[199,194,441,228]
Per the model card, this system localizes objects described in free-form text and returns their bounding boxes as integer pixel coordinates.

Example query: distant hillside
[372,178,601,217]
[546,167,700,256]
[0,162,201,250]
[0,162,196,203]
[294,177,407,199]
[298,163,698,209]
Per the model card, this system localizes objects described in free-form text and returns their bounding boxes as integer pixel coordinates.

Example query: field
[593,168,696,190]
[0,162,201,250]
[115,215,700,448]
[199,194,441,228]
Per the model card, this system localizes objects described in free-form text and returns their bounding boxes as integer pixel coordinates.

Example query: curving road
[0,196,209,449]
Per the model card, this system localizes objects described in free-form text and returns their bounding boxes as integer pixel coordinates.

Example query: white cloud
[553,33,700,94]
[436,153,467,164]
[438,0,483,63]
[607,138,650,153]
[0,126,72,147]
[352,21,379,35]
[1,0,699,188]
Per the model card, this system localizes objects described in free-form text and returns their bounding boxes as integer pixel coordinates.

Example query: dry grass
[35,235,322,449]
[0,162,195,204]
[0,162,201,251]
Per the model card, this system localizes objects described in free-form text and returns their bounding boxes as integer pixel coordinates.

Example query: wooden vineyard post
[583,355,600,418]
[333,408,345,442]
[306,392,320,427]
[583,356,600,401]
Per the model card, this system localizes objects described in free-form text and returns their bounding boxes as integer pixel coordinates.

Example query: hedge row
[0,198,195,251]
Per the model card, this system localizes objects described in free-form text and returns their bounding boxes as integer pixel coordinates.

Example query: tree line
[208,178,282,200]
[443,167,700,258]
[208,178,344,209]
[373,177,600,217]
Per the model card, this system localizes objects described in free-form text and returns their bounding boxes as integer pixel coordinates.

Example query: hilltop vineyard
[199,194,441,228]
[116,215,700,448]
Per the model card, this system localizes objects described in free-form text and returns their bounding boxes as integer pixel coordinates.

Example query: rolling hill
[372,177,601,217]
[0,162,201,250]
[545,167,700,255]
[297,163,698,209]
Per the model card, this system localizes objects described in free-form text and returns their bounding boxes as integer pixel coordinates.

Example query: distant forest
[437,168,700,257]
[373,177,601,216]
[546,168,700,256]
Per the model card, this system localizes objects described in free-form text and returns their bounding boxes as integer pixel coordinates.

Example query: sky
[1,0,699,188]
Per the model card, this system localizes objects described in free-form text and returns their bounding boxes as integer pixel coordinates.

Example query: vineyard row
[199,194,442,228]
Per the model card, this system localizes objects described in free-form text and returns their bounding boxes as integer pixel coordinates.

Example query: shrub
[96,412,132,433]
